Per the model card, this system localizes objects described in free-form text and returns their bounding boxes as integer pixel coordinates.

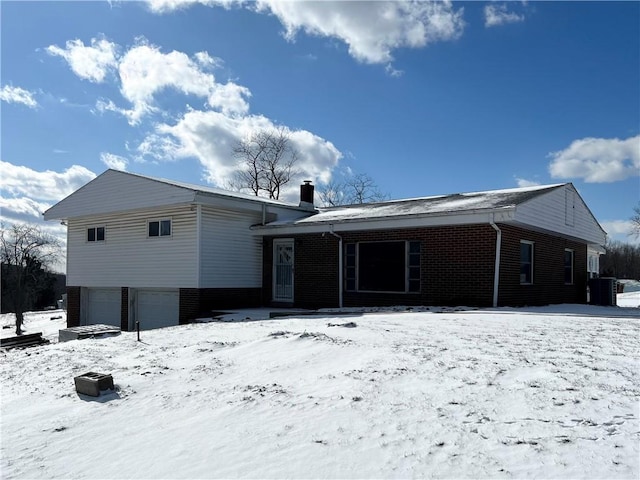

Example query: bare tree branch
[631,203,640,238]
[229,127,299,200]
[317,172,388,207]
[1,223,61,335]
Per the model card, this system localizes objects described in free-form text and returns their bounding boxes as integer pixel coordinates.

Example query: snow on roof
[278,183,566,226]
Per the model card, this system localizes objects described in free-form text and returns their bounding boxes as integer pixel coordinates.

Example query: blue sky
[1,0,638,248]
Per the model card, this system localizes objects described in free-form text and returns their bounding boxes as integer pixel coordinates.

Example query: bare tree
[317,172,388,207]
[631,203,640,238]
[228,127,299,200]
[1,223,60,335]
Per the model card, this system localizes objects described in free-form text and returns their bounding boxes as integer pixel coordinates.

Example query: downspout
[196,204,202,287]
[328,225,343,309]
[262,204,266,225]
[489,214,501,308]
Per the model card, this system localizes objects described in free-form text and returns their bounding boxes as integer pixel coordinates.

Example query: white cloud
[600,220,640,244]
[0,161,96,201]
[0,85,38,108]
[51,37,342,197]
[548,135,640,183]
[484,3,525,28]
[147,0,237,13]
[92,41,250,125]
[137,110,341,201]
[0,196,52,221]
[47,37,118,83]
[0,162,97,270]
[146,0,465,66]
[515,177,540,188]
[258,0,465,64]
[100,152,129,170]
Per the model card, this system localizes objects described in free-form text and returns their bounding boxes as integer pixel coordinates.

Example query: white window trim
[564,248,574,285]
[147,218,172,238]
[520,240,534,285]
[87,226,106,243]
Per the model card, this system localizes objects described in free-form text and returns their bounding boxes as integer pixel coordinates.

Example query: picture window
[345,241,420,293]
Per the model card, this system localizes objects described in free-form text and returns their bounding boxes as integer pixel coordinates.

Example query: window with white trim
[345,241,420,293]
[87,226,105,242]
[564,249,574,285]
[148,219,171,237]
[520,241,534,284]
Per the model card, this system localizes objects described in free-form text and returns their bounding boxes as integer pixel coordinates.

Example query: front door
[273,239,294,302]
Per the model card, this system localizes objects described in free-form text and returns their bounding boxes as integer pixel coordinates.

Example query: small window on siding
[564,249,574,285]
[148,219,171,237]
[87,227,105,242]
[520,241,534,284]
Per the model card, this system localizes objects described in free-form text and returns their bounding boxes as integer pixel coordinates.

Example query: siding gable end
[514,184,606,245]
[44,170,197,220]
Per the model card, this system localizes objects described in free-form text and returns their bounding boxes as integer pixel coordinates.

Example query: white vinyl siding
[515,185,605,245]
[199,206,263,288]
[67,206,197,288]
[44,170,197,220]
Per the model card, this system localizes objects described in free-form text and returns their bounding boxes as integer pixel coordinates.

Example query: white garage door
[137,290,179,330]
[87,288,121,327]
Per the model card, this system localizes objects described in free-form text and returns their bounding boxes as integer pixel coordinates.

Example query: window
[87,227,105,242]
[564,249,574,284]
[345,241,420,293]
[520,241,534,284]
[148,219,171,237]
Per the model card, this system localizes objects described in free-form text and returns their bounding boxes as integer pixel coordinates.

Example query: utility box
[74,372,115,397]
[588,278,617,306]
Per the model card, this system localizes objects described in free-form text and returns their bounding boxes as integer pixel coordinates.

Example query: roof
[261,183,565,227]
[44,169,308,220]
[119,170,301,208]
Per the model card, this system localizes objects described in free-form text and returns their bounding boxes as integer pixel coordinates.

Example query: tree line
[599,240,640,280]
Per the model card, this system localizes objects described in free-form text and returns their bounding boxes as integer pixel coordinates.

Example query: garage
[86,288,121,327]
[136,289,179,330]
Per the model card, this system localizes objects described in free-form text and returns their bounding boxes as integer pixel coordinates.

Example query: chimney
[299,180,314,209]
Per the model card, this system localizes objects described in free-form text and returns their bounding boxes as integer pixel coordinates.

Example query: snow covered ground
[1,296,638,479]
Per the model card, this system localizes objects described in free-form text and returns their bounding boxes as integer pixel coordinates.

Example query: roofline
[119,169,308,211]
[251,207,517,235]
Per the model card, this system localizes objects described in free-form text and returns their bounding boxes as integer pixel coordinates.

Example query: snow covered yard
[1,301,639,479]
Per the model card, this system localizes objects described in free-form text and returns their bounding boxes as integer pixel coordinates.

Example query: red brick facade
[178,287,262,323]
[263,223,589,309]
[66,286,81,327]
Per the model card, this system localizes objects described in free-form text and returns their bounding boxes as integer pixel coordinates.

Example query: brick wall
[179,287,263,323]
[179,288,200,324]
[498,225,587,306]
[341,225,497,307]
[263,223,588,309]
[121,287,129,331]
[66,286,81,327]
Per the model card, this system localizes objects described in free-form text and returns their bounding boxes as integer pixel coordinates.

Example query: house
[255,183,607,309]
[43,169,314,330]
[44,170,607,330]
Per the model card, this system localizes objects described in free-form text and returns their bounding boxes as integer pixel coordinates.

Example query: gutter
[489,214,501,308]
[328,225,343,309]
